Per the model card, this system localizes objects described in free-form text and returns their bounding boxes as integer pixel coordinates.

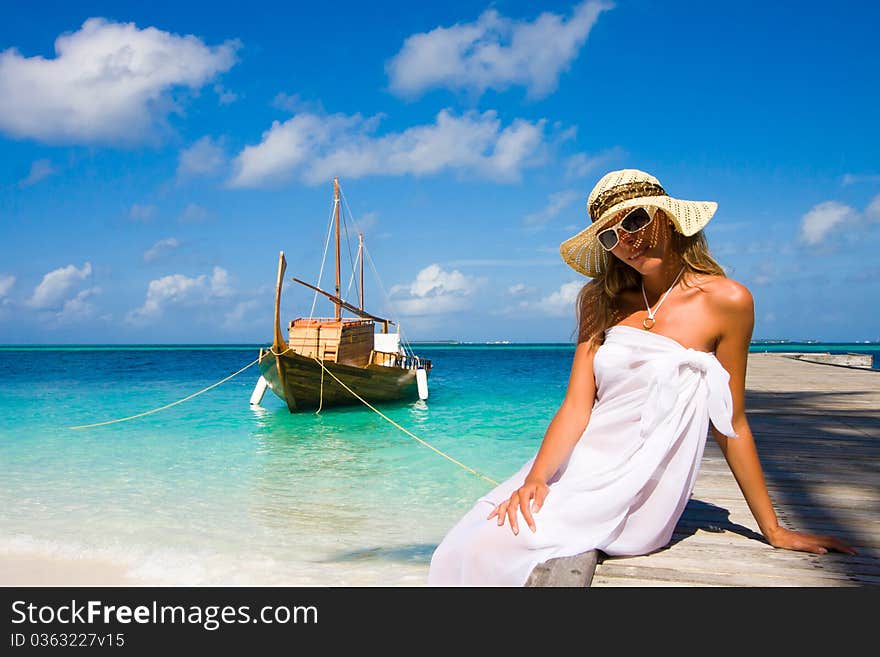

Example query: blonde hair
[573,211,726,348]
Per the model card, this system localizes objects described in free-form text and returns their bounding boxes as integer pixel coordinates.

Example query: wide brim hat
[560,169,718,278]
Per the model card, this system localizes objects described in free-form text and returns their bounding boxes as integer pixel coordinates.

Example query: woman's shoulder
[688,273,753,313]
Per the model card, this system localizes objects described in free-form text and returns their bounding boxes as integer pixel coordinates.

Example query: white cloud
[127,266,232,322]
[866,194,880,222]
[271,92,325,114]
[518,281,581,317]
[841,173,880,186]
[389,264,482,316]
[0,18,239,144]
[28,262,92,309]
[353,211,380,234]
[507,283,535,297]
[177,136,227,180]
[129,204,156,222]
[210,266,233,297]
[798,201,858,245]
[213,84,237,104]
[523,189,580,227]
[57,287,100,322]
[229,109,547,187]
[386,1,611,99]
[179,203,209,223]
[222,298,262,330]
[564,147,624,179]
[18,158,55,187]
[0,274,15,299]
[143,237,181,263]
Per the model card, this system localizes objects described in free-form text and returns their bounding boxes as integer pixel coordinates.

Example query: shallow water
[0,345,568,585]
[0,341,875,585]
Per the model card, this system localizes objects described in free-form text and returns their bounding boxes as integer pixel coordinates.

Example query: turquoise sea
[1,342,877,585]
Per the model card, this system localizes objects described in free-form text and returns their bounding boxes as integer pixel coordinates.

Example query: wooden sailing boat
[254,178,432,412]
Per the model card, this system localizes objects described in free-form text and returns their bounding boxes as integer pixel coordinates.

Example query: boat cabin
[288,317,416,369]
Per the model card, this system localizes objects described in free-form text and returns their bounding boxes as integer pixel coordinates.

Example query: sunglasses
[596,206,657,251]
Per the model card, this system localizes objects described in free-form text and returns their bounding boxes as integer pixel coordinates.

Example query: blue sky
[1,0,877,343]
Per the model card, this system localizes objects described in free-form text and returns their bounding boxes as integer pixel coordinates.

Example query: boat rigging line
[307,196,338,322]
[339,186,418,360]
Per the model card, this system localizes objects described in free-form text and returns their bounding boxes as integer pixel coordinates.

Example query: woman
[428,169,856,586]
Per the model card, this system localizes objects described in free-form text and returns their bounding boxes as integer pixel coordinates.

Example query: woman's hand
[486,478,549,535]
[765,526,858,555]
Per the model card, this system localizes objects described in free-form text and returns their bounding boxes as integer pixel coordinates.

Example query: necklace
[641,266,685,330]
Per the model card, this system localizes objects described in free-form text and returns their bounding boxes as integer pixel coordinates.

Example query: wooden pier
[526,353,879,587]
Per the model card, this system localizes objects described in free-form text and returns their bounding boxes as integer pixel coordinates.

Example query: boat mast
[334,177,341,321]
[358,232,364,311]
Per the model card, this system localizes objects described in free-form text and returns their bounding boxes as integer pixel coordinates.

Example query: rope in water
[69,356,263,430]
[68,347,499,486]
[301,352,499,486]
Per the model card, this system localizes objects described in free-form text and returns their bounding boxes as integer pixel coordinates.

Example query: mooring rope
[69,356,262,430]
[69,346,498,487]
[306,355,499,486]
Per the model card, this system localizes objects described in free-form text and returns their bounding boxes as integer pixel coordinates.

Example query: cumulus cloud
[210,266,233,297]
[0,18,239,144]
[389,264,482,316]
[28,262,92,309]
[565,147,624,180]
[222,298,262,330]
[507,283,535,297]
[179,203,209,223]
[177,136,227,180]
[523,190,580,227]
[798,201,858,245]
[143,237,181,263]
[386,1,611,99]
[517,281,581,317]
[57,287,100,322]
[129,204,156,222]
[127,266,232,322]
[866,194,880,222]
[18,159,55,188]
[0,274,15,299]
[229,109,547,187]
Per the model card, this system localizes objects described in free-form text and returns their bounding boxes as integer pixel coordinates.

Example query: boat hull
[258,349,422,412]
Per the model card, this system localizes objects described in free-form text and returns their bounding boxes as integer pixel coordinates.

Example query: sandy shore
[1,551,137,586]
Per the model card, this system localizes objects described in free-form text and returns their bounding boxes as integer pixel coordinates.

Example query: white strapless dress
[427,325,740,586]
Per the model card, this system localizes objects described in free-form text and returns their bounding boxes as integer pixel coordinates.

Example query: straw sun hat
[560,169,718,278]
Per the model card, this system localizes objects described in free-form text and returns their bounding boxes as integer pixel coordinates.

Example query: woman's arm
[711,282,856,555]
[527,340,599,483]
[489,340,599,534]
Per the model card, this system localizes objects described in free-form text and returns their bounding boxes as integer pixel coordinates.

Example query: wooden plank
[588,353,880,588]
[593,564,863,587]
[524,551,598,587]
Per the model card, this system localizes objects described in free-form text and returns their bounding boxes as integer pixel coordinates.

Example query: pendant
[643,317,655,330]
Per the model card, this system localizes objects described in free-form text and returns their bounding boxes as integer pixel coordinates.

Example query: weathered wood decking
[526,353,879,587]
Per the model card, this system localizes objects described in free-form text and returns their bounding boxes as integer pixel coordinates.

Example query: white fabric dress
[427,325,740,586]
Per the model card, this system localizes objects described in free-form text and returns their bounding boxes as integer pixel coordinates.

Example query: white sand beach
[1,551,135,586]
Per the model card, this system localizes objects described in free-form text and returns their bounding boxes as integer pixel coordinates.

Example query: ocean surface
[1,341,877,585]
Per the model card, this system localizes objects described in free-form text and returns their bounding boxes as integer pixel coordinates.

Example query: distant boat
[253,178,432,412]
